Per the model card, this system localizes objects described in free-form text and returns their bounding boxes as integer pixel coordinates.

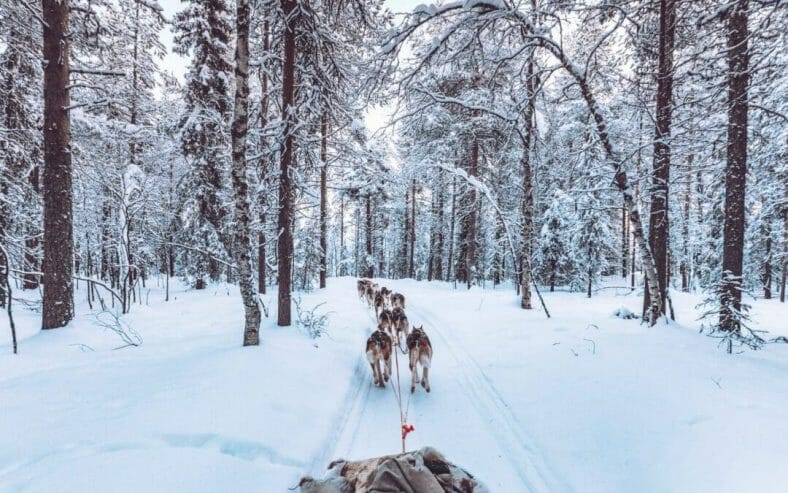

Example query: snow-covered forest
[1,0,787,491]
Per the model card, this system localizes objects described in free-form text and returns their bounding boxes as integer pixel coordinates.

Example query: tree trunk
[644,0,676,320]
[762,221,772,299]
[520,55,535,309]
[622,204,629,278]
[447,176,457,282]
[719,0,749,334]
[587,267,593,298]
[277,0,297,326]
[427,189,436,281]
[408,180,416,278]
[435,176,445,281]
[465,141,479,289]
[781,186,787,303]
[41,0,74,329]
[339,196,345,276]
[258,18,270,295]
[232,0,262,345]
[24,163,40,290]
[680,154,692,292]
[365,195,373,278]
[402,188,409,278]
[319,109,328,288]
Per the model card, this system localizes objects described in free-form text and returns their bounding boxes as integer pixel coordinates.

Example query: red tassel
[401,424,415,440]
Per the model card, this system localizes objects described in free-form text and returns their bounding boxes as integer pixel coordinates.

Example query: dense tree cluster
[0,0,785,349]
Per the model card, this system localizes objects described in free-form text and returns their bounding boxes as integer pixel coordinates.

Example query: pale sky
[157,0,425,133]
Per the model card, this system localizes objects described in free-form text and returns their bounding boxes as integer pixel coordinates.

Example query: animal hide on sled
[299,446,489,493]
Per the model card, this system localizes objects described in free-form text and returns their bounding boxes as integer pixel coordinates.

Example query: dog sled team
[357,278,432,394]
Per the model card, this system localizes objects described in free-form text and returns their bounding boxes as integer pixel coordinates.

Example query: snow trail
[408,300,568,493]
[311,281,564,492]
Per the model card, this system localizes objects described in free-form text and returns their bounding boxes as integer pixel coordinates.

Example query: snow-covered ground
[1,277,787,492]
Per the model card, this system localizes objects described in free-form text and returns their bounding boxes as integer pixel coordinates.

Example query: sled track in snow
[305,301,378,477]
[409,302,568,493]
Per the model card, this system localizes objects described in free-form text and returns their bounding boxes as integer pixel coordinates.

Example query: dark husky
[377,309,394,340]
[357,278,372,299]
[391,307,409,342]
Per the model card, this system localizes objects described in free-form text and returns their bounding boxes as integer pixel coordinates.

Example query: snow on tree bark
[719,0,750,333]
[644,0,676,319]
[277,0,297,326]
[319,109,328,289]
[232,0,262,345]
[520,54,535,310]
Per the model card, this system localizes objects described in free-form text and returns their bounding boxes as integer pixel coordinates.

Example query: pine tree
[719,0,750,334]
[173,0,234,288]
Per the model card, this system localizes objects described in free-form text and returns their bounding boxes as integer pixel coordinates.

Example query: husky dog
[380,286,392,308]
[377,309,394,339]
[357,279,371,299]
[374,291,385,317]
[406,325,432,393]
[366,330,392,387]
[391,292,405,310]
[365,284,378,307]
[391,307,409,342]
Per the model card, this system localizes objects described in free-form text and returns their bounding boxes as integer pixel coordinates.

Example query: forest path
[309,282,565,492]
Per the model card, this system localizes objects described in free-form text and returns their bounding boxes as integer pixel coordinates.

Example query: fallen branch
[73,276,124,309]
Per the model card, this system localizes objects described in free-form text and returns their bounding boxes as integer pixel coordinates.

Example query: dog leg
[369,361,379,387]
[410,352,419,393]
[421,366,430,392]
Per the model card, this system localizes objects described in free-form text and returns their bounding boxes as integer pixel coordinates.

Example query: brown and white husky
[406,325,432,393]
[380,286,392,308]
[391,307,409,342]
[391,292,405,310]
[365,284,378,307]
[374,291,385,317]
[377,309,394,340]
[366,329,392,387]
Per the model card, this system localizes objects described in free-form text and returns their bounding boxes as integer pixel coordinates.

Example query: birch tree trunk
[520,54,535,309]
[232,0,262,345]
[258,18,270,295]
[42,0,74,329]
